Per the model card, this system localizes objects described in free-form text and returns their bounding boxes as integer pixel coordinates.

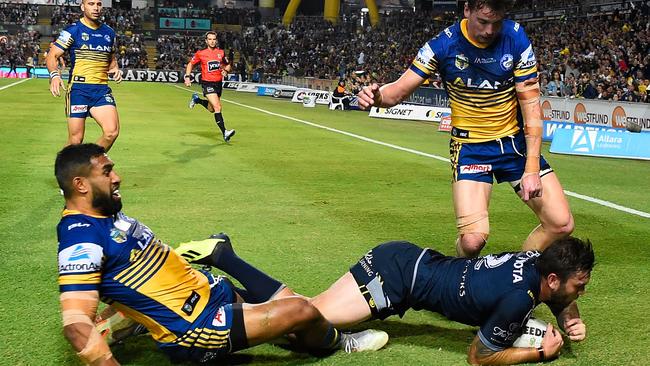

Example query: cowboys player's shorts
[65,83,116,118]
[159,274,247,364]
[201,81,223,97]
[350,241,438,320]
[450,129,552,189]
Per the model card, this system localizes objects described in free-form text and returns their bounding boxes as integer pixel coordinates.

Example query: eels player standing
[357,0,573,257]
[185,31,235,142]
[46,0,122,152]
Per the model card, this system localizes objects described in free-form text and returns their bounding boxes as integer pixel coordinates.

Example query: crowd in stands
[528,4,650,102]
[0,30,40,69]
[0,3,38,25]
[52,6,146,32]
[116,32,148,69]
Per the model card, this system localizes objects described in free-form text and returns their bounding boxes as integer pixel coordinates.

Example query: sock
[322,325,341,350]
[214,112,226,134]
[215,251,283,303]
[197,98,209,109]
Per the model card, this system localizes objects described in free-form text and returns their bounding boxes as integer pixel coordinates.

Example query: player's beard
[546,282,575,309]
[91,184,122,216]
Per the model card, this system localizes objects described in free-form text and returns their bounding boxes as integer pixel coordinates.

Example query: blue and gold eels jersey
[410,19,538,142]
[57,210,232,347]
[54,18,115,85]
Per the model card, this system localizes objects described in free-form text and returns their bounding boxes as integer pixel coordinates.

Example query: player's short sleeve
[54,24,75,51]
[58,223,104,293]
[477,290,535,351]
[190,50,201,65]
[409,39,439,79]
[511,22,538,83]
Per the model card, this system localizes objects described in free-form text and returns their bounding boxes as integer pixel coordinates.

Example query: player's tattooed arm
[550,300,586,341]
[467,335,543,365]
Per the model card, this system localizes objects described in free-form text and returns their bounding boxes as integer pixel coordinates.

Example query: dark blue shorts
[349,241,431,320]
[65,84,116,118]
[159,274,247,364]
[449,129,552,188]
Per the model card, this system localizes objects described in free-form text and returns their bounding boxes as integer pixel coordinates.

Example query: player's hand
[520,171,542,202]
[563,318,586,342]
[221,70,228,79]
[109,68,123,83]
[357,83,382,110]
[541,323,564,359]
[184,77,191,87]
[50,76,66,97]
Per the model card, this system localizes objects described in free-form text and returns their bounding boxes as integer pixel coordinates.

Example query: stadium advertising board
[159,17,185,29]
[404,87,450,108]
[256,86,276,96]
[291,89,332,105]
[369,104,451,122]
[159,17,211,30]
[541,97,650,131]
[272,88,297,98]
[542,120,628,142]
[236,83,260,93]
[550,128,650,160]
[2,0,112,6]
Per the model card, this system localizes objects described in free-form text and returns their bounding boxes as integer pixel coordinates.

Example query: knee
[286,298,321,326]
[457,233,488,258]
[548,213,574,236]
[102,126,119,141]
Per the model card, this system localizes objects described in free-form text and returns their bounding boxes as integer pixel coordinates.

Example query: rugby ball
[512,317,548,348]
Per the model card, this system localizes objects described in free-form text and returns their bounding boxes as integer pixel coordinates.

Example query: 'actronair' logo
[58,243,103,274]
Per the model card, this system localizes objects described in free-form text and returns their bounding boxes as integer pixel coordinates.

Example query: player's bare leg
[453,180,492,257]
[520,172,574,252]
[66,117,86,146]
[89,105,120,152]
[310,272,373,328]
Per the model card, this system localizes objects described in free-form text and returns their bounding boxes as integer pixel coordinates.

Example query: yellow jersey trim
[460,19,489,49]
[62,209,109,219]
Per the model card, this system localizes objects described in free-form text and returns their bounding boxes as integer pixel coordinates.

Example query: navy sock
[197,98,209,109]
[322,324,341,350]
[216,251,283,303]
[214,113,226,134]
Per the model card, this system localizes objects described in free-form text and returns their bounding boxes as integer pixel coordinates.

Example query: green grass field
[1,78,649,365]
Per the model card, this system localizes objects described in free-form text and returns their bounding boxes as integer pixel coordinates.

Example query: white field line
[172,84,650,219]
[0,78,30,91]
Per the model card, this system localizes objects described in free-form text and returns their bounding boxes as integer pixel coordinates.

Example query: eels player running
[46,0,122,152]
[55,144,386,365]
[185,31,235,142]
[357,0,574,257]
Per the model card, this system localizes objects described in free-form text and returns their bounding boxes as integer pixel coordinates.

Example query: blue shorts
[159,274,247,364]
[449,129,552,190]
[349,241,429,320]
[65,84,116,118]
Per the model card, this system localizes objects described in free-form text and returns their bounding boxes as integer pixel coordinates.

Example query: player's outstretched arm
[46,46,66,97]
[516,78,543,202]
[60,290,120,366]
[357,69,423,110]
[467,325,563,365]
[551,300,586,341]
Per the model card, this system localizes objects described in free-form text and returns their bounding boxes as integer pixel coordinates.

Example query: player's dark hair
[205,31,217,39]
[466,0,515,13]
[536,237,595,282]
[55,143,106,198]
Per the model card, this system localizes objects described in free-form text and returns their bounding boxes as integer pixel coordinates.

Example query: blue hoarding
[550,128,650,160]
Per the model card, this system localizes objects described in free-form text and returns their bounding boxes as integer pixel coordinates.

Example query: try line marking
[173,84,650,219]
[0,78,30,91]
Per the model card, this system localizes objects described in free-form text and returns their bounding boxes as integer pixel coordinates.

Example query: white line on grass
[172,84,650,219]
[0,78,30,91]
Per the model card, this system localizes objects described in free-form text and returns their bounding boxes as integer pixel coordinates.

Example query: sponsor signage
[291,89,332,105]
[159,17,185,29]
[185,18,211,30]
[542,120,628,142]
[438,112,452,132]
[404,87,450,108]
[540,97,650,131]
[369,104,451,122]
[159,17,210,30]
[256,86,276,96]
[236,83,260,93]
[550,128,650,160]
[272,88,297,98]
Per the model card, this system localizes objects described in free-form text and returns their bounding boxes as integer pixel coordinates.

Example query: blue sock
[216,251,283,303]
